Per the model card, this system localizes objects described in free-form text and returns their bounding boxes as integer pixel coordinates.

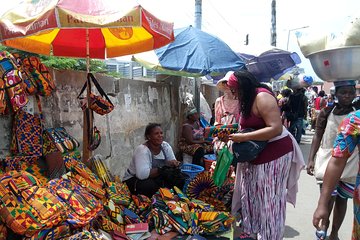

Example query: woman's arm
[214,97,222,125]
[307,109,327,175]
[163,142,181,167]
[313,156,347,230]
[182,124,206,144]
[229,92,282,142]
[314,111,359,230]
[134,145,159,179]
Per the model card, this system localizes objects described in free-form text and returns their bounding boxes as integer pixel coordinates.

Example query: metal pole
[270,0,276,46]
[286,30,291,51]
[195,0,202,29]
[194,0,202,113]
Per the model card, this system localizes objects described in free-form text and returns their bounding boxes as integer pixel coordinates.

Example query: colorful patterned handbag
[204,123,239,139]
[64,156,105,199]
[68,229,102,240]
[12,53,38,96]
[105,181,131,206]
[22,56,55,97]
[103,199,124,226]
[11,109,43,156]
[0,171,67,237]
[47,178,103,228]
[45,127,80,154]
[2,155,38,171]
[96,214,124,234]
[24,223,71,240]
[78,73,114,116]
[62,149,82,162]
[0,51,28,115]
[2,155,49,186]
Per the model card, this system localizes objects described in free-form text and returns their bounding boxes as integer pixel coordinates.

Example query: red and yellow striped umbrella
[0,0,174,59]
[0,0,174,162]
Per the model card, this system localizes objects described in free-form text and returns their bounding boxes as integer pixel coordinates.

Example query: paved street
[284,131,352,239]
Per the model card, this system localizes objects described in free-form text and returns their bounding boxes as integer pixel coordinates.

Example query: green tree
[0,45,122,77]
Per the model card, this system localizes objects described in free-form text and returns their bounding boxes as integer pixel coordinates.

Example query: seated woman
[123,123,181,197]
[179,109,213,166]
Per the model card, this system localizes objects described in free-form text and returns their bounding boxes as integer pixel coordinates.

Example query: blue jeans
[289,118,303,143]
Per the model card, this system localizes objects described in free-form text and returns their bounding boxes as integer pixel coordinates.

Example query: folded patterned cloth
[204,124,238,139]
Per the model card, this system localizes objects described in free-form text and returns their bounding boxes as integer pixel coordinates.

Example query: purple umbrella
[237,48,301,82]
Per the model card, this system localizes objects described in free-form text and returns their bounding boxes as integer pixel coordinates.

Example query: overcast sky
[1,0,359,79]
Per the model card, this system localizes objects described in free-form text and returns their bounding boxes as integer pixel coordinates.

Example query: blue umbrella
[154,26,245,76]
[238,48,301,82]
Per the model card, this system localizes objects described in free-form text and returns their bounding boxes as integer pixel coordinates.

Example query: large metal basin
[307,46,360,81]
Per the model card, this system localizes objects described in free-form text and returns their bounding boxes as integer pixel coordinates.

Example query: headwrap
[226,73,239,89]
[333,80,356,87]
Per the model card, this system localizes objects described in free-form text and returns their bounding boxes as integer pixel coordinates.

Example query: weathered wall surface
[0,69,209,178]
[202,83,221,108]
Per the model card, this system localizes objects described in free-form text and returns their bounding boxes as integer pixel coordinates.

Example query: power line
[206,0,241,35]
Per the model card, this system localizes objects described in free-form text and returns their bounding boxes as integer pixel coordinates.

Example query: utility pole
[194,0,202,113]
[195,0,202,29]
[270,0,276,46]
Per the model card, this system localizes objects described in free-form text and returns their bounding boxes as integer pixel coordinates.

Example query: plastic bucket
[204,154,216,171]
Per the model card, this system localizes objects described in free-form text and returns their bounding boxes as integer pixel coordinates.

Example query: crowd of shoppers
[123,67,359,239]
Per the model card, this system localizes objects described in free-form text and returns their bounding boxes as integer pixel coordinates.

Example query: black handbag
[159,166,187,190]
[231,128,267,164]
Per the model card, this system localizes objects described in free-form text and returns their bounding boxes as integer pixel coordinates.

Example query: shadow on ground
[284,225,300,238]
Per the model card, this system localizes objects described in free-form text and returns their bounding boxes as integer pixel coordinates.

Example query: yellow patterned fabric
[64,156,105,199]
[0,171,67,237]
[47,178,103,228]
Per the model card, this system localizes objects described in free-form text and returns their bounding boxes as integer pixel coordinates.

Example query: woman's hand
[313,204,330,231]
[307,160,315,176]
[228,133,247,143]
[167,160,181,167]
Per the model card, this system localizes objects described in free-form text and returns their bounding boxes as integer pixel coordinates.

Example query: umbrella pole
[82,29,92,165]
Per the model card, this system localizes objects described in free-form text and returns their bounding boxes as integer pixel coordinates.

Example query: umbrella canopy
[0,0,174,59]
[0,0,175,162]
[134,26,245,76]
[237,48,301,82]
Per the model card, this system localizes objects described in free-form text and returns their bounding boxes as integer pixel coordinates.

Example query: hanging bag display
[11,108,43,156]
[84,108,101,151]
[12,53,38,96]
[78,73,114,115]
[22,56,56,97]
[0,51,28,115]
[45,127,80,153]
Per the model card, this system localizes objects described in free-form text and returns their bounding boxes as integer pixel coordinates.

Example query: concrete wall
[201,83,221,109]
[0,69,207,178]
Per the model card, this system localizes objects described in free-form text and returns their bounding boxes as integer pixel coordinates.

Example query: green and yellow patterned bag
[0,171,67,237]
[47,178,103,228]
